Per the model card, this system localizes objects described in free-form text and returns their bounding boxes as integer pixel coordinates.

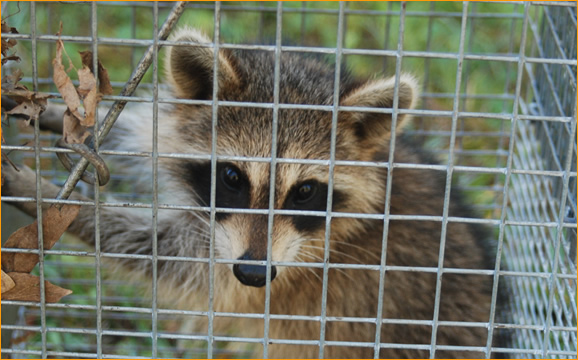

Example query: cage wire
[0,1,576,359]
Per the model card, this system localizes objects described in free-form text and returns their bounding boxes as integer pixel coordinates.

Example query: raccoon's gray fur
[2,28,508,358]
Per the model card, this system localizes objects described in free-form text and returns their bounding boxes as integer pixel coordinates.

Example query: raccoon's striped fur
[2,28,508,358]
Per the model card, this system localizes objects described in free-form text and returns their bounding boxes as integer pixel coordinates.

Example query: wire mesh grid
[0,1,576,359]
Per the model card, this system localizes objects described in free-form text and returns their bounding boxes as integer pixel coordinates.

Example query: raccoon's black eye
[221,165,242,191]
[294,182,318,204]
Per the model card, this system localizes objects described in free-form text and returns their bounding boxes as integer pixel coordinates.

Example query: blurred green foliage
[5,1,523,110]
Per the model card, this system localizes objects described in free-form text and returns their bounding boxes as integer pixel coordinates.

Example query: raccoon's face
[165,28,417,288]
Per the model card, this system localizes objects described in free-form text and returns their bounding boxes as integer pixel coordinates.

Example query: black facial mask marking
[284,180,345,232]
[185,162,345,228]
[184,161,250,220]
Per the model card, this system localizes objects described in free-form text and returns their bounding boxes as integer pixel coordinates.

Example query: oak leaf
[52,37,83,122]
[1,272,72,303]
[1,270,16,293]
[77,66,97,126]
[79,50,113,95]
[2,204,81,273]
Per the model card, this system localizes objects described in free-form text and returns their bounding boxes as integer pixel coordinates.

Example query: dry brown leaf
[1,272,72,303]
[1,21,19,36]
[1,68,24,92]
[1,270,16,293]
[79,51,92,68]
[2,69,53,124]
[54,41,88,143]
[52,37,83,122]
[5,100,45,124]
[98,70,113,95]
[1,39,8,56]
[1,204,81,273]
[53,25,106,143]
[1,54,20,65]
[79,50,113,95]
[1,20,19,59]
[77,66,97,126]
[62,108,90,144]
[77,66,96,98]
[1,90,51,125]
[2,89,53,103]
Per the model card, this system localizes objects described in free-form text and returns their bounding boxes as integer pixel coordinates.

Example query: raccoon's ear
[339,74,418,153]
[165,28,240,99]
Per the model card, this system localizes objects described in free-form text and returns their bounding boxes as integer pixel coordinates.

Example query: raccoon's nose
[233,253,277,288]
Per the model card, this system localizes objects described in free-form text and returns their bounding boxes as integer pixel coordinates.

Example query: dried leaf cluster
[53,24,113,144]
[2,69,54,124]
[1,17,53,126]
[1,19,19,65]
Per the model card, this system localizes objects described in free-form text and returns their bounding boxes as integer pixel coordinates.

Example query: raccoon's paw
[1,160,37,198]
[1,161,65,217]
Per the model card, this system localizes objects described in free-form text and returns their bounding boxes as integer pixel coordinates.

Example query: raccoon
[1,28,508,358]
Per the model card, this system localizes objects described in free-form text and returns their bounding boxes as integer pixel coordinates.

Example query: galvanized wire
[208,2,223,357]
[150,3,160,358]
[372,2,407,358]
[317,2,345,357]
[428,3,469,357]
[485,3,531,359]
[260,2,284,357]
[28,3,49,359]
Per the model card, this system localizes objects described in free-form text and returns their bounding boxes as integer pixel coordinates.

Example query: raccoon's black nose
[233,254,277,288]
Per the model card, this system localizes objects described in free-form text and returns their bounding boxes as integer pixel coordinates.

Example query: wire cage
[0,1,576,359]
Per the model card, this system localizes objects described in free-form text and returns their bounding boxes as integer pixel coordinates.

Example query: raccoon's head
[165,29,418,288]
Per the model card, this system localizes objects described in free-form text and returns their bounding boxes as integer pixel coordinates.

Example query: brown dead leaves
[79,51,114,96]
[2,270,16,293]
[2,19,51,124]
[53,24,113,144]
[2,272,72,303]
[2,205,81,273]
[2,22,113,144]
[1,205,79,303]
[2,69,53,125]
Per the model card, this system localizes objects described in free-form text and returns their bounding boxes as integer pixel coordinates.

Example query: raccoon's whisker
[295,250,323,263]
[306,239,381,262]
[300,243,366,265]
[299,243,364,282]
[167,215,211,237]
[177,215,226,240]
[184,229,212,239]
[180,208,213,229]
[294,254,323,285]
[294,253,342,301]
[176,226,211,238]
[295,248,357,286]
[294,253,325,283]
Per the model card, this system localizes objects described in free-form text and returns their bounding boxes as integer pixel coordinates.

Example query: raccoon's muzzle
[233,252,277,287]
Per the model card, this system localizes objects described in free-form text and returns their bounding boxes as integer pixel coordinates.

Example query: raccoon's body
[2,28,507,358]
